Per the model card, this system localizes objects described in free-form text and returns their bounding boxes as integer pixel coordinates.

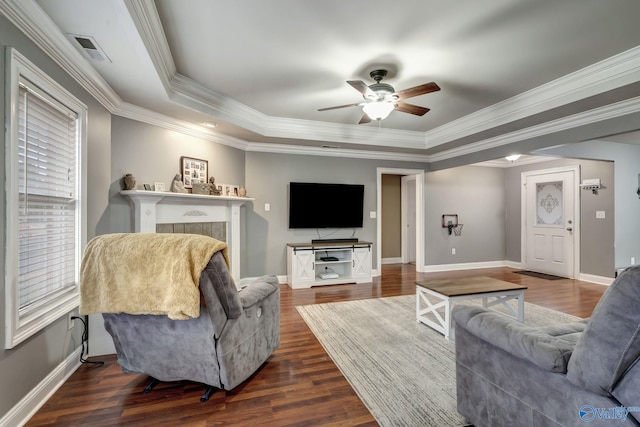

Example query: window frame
[4,48,87,349]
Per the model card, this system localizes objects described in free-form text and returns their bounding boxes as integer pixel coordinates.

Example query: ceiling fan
[318,69,440,124]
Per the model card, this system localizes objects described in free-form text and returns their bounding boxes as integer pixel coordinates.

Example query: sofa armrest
[453,305,585,373]
[238,275,279,308]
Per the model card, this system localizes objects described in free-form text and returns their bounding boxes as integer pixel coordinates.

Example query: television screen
[289,182,364,229]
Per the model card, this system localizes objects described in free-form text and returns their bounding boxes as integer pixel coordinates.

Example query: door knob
[566,227,573,232]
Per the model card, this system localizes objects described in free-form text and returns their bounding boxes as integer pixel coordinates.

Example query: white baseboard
[422,260,507,273]
[420,260,614,285]
[1,347,81,427]
[505,260,523,269]
[579,273,614,286]
[381,257,402,265]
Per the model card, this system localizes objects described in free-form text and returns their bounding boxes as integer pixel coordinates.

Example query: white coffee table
[415,276,527,340]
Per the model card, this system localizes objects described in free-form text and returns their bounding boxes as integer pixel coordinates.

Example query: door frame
[377,168,425,273]
[520,165,580,278]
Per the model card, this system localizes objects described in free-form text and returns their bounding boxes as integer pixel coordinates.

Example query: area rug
[296,295,581,427]
[514,270,564,280]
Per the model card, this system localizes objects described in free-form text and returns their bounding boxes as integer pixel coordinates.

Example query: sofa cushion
[567,266,640,395]
[453,305,586,373]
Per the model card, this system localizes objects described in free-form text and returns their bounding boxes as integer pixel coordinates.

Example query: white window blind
[5,48,86,349]
[17,83,79,315]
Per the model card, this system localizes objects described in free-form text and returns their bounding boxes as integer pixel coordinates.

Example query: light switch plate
[596,210,605,219]
[264,203,270,212]
[370,211,377,219]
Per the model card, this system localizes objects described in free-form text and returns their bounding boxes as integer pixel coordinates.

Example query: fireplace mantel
[121,190,253,279]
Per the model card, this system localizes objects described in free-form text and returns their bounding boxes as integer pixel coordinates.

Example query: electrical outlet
[632,257,636,265]
[67,312,75,330]
[451,248,456,255]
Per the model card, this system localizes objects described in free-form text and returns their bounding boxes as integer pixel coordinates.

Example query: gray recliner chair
[453,266,640,426]
[102,251,280,402]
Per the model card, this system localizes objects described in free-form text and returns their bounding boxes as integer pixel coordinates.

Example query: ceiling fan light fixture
[362,101,395,121]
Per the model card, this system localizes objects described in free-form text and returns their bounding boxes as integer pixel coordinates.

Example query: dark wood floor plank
[26,265,606,426]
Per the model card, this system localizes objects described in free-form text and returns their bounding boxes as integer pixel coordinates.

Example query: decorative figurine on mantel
[238,186,247,197]
[170,174,188,193]
[122,173,136,190]
[192,182,210,194]
[209,176,222,196]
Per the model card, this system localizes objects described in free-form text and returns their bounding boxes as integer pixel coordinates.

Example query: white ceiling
[7,0,640,163]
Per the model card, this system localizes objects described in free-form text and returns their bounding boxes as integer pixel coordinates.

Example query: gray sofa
[103,251,280,401]
[453,266,640,426]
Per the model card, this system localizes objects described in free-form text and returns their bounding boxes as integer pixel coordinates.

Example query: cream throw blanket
[80,233,228,320]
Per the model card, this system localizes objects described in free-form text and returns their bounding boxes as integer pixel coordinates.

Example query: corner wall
[424,165,506,266]
[108,116,246,236]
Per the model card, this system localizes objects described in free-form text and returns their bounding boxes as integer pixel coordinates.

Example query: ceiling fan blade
[395,82,440,100]
[318,103,361,112]
[359,114,372,124]
[348,80,375,98]
[395,102,430,116]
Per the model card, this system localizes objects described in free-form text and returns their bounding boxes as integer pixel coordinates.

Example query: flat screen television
[289,182,364,229]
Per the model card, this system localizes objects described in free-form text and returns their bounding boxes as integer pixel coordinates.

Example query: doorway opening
[376,168,424,274]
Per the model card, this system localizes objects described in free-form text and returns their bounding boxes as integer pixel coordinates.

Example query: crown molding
[424,46,640,150]
[114,102,250,151]
[169,73,270,134]
[123,0,176,93]
[5,0,640,165]
[473,156,551,168]
[171,74,428,150]
[0,0,122,111]
[245,142,430,163]
[429,95,640,163]
[263,116,427,149]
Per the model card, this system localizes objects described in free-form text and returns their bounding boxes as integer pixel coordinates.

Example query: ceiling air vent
[66,33,111,62]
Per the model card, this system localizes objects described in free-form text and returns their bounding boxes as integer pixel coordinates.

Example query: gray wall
[0,16,112,418]
[108,116,246,235]
[425,165,506,265]
[504,157,615,277]
[244,152,426,276]
[381,175,401,259]
[538,140,640,270]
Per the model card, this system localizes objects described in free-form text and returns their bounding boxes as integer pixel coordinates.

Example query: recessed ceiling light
[202,122,217,128]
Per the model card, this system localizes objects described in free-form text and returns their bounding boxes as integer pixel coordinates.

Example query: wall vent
[66,33,111,62]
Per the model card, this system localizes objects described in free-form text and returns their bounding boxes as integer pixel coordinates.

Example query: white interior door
[402,176,417,264]
[523,169,577,278]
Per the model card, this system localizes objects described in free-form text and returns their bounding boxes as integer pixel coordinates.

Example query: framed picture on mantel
[180,156,208,189]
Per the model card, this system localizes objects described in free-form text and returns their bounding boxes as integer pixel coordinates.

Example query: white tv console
[286,241,373,289]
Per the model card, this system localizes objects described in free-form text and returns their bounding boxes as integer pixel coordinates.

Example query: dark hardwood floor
[26,265,607,426]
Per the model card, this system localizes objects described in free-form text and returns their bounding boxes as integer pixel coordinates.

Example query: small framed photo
[154,182,166,192]
[143,183,153,191]
[232,185,240,197]
[180,156,208,189]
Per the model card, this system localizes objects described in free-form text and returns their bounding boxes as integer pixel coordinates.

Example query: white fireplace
[121,190,253,280]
